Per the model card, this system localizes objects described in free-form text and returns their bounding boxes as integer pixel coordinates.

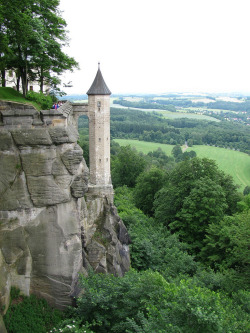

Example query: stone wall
[0,101,130,314]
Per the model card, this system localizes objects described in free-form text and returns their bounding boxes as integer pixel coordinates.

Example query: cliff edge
[0,101,130,315]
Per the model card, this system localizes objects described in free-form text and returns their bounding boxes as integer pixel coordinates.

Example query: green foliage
[171,144,197,162]
[10,287,21,300]
[115,186,197,278]
[243,185,250,195]
[172,144,182,160]
[201,210,250,288]
[237,194,250,212]
[78,128,89,166]
[133,279,250,333]
[75,269,169,333]
[73,270,249,333]
[114,139,250,192]
[111,145,146,188]
[51,319,94,333]
[170,177,228,253]
[113,98,177,112]
[133,167,167,215]
[26,91,53,109]
[0,0,78,95]
[4,292,62,333]
[109,106,250,153]
[153,158,241,255]
[0,87,39,109]
[146,147,175,169]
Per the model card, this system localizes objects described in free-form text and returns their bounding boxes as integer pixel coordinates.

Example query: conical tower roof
[87,63,111,95]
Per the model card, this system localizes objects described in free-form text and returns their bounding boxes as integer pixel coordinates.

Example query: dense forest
[78,107,250,154]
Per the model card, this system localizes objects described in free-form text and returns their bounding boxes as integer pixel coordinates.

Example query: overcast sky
[59,0,250,95]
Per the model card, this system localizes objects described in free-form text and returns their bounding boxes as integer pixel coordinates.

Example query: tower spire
[87,64,111,95]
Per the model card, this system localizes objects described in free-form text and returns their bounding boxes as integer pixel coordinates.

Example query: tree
[201,208,250,290]
[133,167,167,216]
[171,144,183,162]
[0,0,78,95]
[73,270,249,333]
[243,185,250,196]
[154,158,241,254]
[170,177,228,253]
[111,145,146,188]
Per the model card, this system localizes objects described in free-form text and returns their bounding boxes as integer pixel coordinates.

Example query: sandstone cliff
[0,101,130,319]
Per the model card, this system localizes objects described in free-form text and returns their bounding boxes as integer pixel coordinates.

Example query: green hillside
[0,87,40,109]
[114,139,250,192]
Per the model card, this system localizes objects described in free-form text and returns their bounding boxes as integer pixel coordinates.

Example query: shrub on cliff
[4,288,62,333]
[26,91,54,110]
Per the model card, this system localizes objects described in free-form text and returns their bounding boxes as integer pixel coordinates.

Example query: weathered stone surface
[11,128,52,146]
[0,131,14,151]
[25,203,83,308]
[82,195,130,276]
[0,173,33,210]
[71,174,88,198]
[0,100,130,313]
[52,155,69,176]
[0,314,7,333]
[86,241,106,270]
[20,147,57,176]
[54,175,72,190]
[26,176,70,207]
[49,125,79,144]
[0,152,20,195]
[0,153,32,210]
[0,250,11,316]
[61,144,83,174]
[0,226,28,265]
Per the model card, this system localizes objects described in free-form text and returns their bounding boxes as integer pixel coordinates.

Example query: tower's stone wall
[88,95,111,186]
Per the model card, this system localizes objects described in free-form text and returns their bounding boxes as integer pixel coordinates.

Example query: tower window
[99,138,101,142]
[97,101,101,107]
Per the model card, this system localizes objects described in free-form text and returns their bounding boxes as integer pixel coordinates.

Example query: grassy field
[111,99,219,122]
[157,110,219,122]
[114,139,250,192]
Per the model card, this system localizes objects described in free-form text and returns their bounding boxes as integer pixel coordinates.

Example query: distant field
[157,110,219,122]
[115,139,175,156]
[114,139,250,192]
[111,100,219,122]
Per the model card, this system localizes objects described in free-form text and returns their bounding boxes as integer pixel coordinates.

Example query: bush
[72,271,249,333]
[50,319,94,333]
[4,289,62,333]
[26,91,54,110]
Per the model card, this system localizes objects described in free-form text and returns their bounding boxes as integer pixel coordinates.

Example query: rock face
[0,101,130,313]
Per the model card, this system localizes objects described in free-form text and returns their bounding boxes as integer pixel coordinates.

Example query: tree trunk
[40,67,44,93]
[1,70,6,87]
[16,75,20,92]
[20,69,28,96]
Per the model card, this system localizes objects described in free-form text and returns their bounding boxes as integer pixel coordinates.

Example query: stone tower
[87,64,113,193]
